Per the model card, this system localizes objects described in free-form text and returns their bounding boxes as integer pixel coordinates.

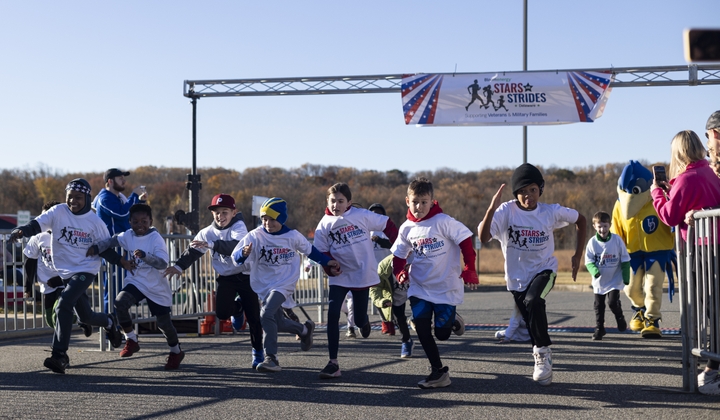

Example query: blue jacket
[91,189,143,235]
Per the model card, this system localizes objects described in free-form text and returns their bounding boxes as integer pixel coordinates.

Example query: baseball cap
[104,168,130,182]
[706,110,720,131]
[208,194,236,210]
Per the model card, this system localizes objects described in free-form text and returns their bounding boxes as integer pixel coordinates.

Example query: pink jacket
[652,159,720,241]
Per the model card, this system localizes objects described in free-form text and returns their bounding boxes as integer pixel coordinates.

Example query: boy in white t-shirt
[479,163,586,386]
[391,178,478,389]
[9,179,127,374]
[585,211,630,340]
[163,194,264,369]
[232,197,340,373]
[88,203,184,369]
[22,201,92,337]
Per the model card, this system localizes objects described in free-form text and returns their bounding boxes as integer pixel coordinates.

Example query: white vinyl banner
[401,71,613,126]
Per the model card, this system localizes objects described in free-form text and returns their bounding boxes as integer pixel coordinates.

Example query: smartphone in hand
[653,165,668,190]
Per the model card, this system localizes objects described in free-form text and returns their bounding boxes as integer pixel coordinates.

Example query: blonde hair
[668,130,707,179]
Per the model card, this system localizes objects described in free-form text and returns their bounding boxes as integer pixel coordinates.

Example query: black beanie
[511,163,544,196]
[368,203,387,215]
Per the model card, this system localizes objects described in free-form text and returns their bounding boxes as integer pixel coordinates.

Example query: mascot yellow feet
[641,317,662,339]
[630,310,645,332]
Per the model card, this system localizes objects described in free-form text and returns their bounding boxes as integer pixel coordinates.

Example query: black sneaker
[319,361,341,379]
[418,366,451,389]
[592,327,606,340]
[105,314,122,349]
[44,353,69,374]
[616,316,627,332]
[360,322,371,338]
[300,320,315,351]
[79,322,92,337]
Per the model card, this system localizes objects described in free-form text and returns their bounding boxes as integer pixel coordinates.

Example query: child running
[163,194,264,369]
[370,253,413,357]
[9,179,125,374]
[232,197,340,372]
[391,177,478,389]
[313,183,398,379]
[22,201,92,337]
[585,211,630,340]
[479,163,586,386]
[87,203,184,369]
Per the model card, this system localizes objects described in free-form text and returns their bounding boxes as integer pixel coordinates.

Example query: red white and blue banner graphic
[401,71,613,126]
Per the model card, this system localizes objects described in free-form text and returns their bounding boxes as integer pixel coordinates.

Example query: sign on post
[16,210,31,227]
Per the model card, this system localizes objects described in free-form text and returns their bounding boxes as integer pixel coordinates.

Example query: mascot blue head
[618,160,653,195]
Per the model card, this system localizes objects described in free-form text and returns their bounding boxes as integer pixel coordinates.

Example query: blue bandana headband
[66,181,91,195]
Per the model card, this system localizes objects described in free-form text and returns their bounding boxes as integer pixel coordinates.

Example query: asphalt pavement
[1,287,718,419]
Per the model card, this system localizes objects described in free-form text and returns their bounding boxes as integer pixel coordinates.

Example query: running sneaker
[252,348,264,369]
[418,366,451,389]
[300,320,315,351]
[592,327,606,341]
[360,322,371,338]
[616,315,627,332]
[452,313,465,336]
[43,353,70,374]
[698,369,718,386]
[165,350,185,370]
[345,327,356,339]
[532,345,553,385]
[120,338,140,357]
[79,322,92,337]
[257,354,281,373]
[699,375,720,395]
[319,361,341,379]
[105,314,122,349]
[400,338,414,358]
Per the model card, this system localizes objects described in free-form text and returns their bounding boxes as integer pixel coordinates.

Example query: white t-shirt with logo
[34,204,110,279]
[232,227,313,301]
[314,207,389,288]
[116,229,172,307]
[488,200,579,292]
[192,220,249,276]
[391,213,473,306]
[23,232,60,294]
[585,233,630,295]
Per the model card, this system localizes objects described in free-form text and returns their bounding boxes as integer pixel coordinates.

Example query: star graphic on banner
[524,83,533,92]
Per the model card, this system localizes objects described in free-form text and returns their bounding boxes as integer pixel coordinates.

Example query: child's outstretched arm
[307,246,342,276]
[478,184,505,244]
[571,213,587,281]
[459,237,478,290]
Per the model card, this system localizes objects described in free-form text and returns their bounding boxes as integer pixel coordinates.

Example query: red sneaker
[119,338,140,358]
[165,351,185,370]
[382,321,395,336]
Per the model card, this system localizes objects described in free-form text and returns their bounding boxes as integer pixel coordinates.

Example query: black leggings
[391,303,411,343]
[512,270,555,348]
[594,289,623,327]
[216,274,263,352]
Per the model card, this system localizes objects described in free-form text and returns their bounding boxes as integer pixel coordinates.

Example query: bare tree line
[0,162,646,249]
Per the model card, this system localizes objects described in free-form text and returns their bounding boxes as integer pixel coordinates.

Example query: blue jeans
[327,285,369,360]
[53,273,109,356]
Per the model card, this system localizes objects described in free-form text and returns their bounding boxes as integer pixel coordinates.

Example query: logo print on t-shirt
[57,226,92,247]
[411,237,445,257]
[258,246,295,265]
[328,224,366,246]
[507,225,548,248]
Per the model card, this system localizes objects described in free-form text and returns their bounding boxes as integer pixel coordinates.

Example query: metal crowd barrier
[679,209,720,392]
[1,232,332,343]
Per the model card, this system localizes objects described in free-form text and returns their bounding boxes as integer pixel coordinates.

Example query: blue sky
[2,1,720,175]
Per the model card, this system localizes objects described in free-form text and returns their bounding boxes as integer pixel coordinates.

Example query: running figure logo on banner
[401,71,613,126]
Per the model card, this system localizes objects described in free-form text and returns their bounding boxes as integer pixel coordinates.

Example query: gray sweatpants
[261,291,304,356]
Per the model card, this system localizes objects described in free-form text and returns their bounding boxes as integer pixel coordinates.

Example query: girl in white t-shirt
[313,183,398,379]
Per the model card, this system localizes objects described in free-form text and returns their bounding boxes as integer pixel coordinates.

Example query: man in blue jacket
[92,168,147,311]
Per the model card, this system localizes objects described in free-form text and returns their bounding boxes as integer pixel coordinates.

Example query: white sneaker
[532,345,553,385]
[495,330,506,340]
[698,369,718,386]
[699,375,720,395]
